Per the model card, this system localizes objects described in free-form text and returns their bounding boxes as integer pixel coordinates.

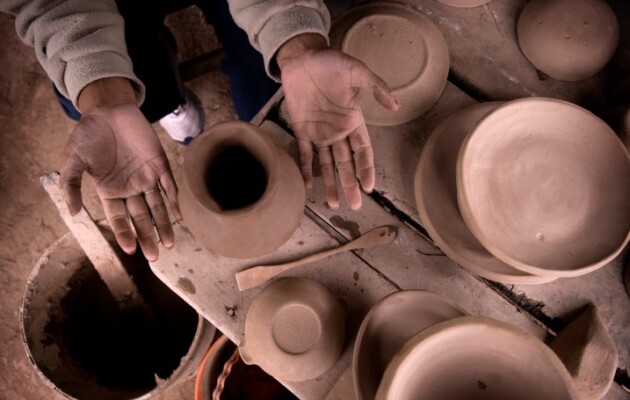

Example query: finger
[159,170,182,221]
[332,140,362,210]
[297,139,314,190]
[126,195,159,261]
[348,123,375,193]
[144,188,174,249]
[349,58,401,111]
[317,146,340,209]
[102,198,137,255]
[59,148,87,216]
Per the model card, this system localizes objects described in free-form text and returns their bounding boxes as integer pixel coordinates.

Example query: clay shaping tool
[41,172,143,309]
[235,226,397,291]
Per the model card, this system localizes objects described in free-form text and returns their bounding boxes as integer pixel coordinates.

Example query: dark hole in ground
[205,145,268,210]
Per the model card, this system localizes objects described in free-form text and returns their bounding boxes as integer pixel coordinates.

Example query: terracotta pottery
[517,0,619,81]
[434,0,493,8]
[415,102,555,284]
[179,121,306,258]
[550,305,617,400]
[353,290,469,400]
[625,256,630,297]
[330,2,449,126]
[239,278,347,382]
[457,98,630,277]
[375,316,579,400]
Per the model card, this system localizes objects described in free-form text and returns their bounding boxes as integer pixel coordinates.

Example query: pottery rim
[353,290,469,400]
[239,278,347,382]
[330,2,449,126]
[433,0,493,7]
[456,97,630,277]
[375,316,580,400]
[414,101,556,284]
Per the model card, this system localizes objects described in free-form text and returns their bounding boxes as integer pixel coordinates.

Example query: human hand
[59,78,181,261]
[277,34,400,210]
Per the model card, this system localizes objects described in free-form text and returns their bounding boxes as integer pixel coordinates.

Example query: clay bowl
[456,98,630,277]
[434,0,493,7]
[330,2,449,126]
[517,0,619,81]
[353,290,469,400]
[375,316,579,400]
[239,278,347,382]
[415,102,556,284]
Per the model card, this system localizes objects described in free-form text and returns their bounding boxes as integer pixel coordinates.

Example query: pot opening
[205,145,268,211]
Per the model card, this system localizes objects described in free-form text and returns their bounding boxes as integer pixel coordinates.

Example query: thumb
[350,58,401,111]
[59,147,87,216]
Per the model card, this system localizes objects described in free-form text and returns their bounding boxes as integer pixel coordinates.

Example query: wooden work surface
[151,1,630,398]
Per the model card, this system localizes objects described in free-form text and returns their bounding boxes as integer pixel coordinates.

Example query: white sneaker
[159,88,205,144]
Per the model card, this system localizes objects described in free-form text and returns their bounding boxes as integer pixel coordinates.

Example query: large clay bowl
[375,316,579,400]
[517,0,619,81]
[434,0,493,7]
[415,102,556,284]
[330,2,449,126]
[457,98,630,277]
[353,290,469,400]
[239,278,347,382]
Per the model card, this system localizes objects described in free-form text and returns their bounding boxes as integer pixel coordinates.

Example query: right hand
[59,78,181,261]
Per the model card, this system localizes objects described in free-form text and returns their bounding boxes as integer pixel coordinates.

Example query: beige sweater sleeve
[2,0,144,108]
[227,0,331,80]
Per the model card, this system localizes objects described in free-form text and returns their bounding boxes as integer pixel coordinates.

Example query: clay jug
[179,121,306,258]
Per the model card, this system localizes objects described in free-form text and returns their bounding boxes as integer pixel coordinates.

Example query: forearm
[2,0,144,108]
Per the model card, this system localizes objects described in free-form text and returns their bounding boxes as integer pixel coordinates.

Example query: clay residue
[330,216,361,239]
[177,277,196,295]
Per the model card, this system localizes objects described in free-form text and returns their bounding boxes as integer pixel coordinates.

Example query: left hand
[277,34,400,210]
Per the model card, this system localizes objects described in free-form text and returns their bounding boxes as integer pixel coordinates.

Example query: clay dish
[517,0,619,81]
[375,316,579,400]
[415,102,556,284]
[330,2,449,126]
[179,121,306,258]
[457,98,630,277]
[239,278,347,382]
[353,290,469,400]
[434,0,493,7]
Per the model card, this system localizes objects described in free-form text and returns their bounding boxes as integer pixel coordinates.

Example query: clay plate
[353,290,469,400]
[457,98,630,277]
[415,102,556,284]
[375,316,579,400]
[330,2,449,126]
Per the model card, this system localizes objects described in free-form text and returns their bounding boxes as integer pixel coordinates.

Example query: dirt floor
[0,6,236,400]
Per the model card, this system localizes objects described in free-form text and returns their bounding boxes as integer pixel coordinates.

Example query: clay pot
[517,0,619,81]
[434,0,493,7]
[179,121,306,258]
[330,2,449,126]
[457,98,630,277]
[239,278,347,382]
[415,102,555,284]
[375,316,579,400]
[353,291,469,400]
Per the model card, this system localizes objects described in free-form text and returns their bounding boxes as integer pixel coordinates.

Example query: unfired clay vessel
[415,102,555,284]
[353,290,469,400]
[375,316,579,400]
[550,305,617,400]
[457,98,630,277]
[330,2,449,126]
[239,278,347,382]
[517,0,619,81]
[434,0,493,8]
[179,121,306,259]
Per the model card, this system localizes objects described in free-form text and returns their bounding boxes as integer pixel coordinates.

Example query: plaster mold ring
[414,102,556,284]
[457,98,630,277]
[353,290,469,400]
[517,0,619,81]
[434,0,493,8]
[330,2,450,126]
[179,121,306,259]
[375,316,579,400]
[239,278,347,382]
